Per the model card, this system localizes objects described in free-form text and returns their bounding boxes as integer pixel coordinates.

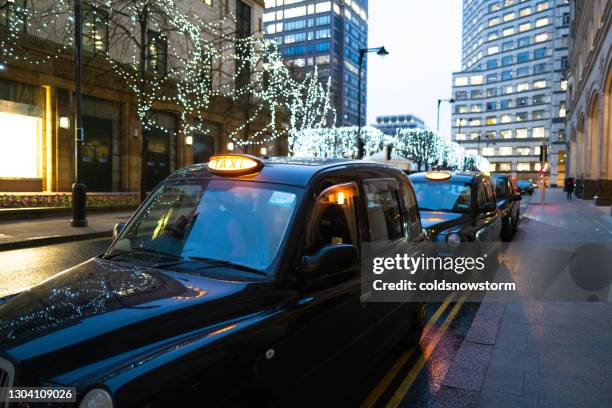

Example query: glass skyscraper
[263,0,369,126]
[451,0,570,185]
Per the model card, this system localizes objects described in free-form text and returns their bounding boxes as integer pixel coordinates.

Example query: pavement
[434,188,612,407]
[0,211,133,251]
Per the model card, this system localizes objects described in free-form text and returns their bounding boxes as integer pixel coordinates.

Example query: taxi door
[267,174,373,404]
[359,175,429,357]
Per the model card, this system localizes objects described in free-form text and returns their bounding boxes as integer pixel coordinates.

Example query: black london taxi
[0,155,429,408]
[408,171,502,252]
[492,174,522,241]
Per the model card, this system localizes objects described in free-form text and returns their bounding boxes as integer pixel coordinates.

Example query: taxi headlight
[446,233,462,248]
[80,388,113,408]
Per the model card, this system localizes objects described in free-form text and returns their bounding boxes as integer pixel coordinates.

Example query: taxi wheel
[402,302,428,348]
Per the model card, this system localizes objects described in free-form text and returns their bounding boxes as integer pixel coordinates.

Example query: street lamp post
[357,46,388,159]
[437,98,455,132]
[71,0,87,227]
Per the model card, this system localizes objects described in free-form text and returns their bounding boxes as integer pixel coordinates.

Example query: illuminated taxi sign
[425,171,451,181]
[208,154,263,175]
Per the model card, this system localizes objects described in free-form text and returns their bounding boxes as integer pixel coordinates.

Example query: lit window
[499,147,513,155]
[503,12,515,22]
[503,27,515,36]
[519,7,532,17]
[488,31,499,41]
[532,127,545,138]
[488,46,500,55]
[535,17,549,27]
[501,114,512,123]
[534,32,548,43]
[516,147,531,155]
[533,110,546,119]
[470,75,484,85]
[516,128,528,138]
[0,111,41,178]
[534,162,542,171]
[455,133,467,140]
[533,80,547,89]
[482,147,495,156]
[502,85,514,94]
[536,1,549,12]
[457,105,468,113]
[470,132,480,140]
[517,163,531,171]
[486,116,498,125]
[83,7,109,53]
[455,77,469,86]
[501,130,512,139]
[519,22,531,32]
[489,17,500,26]
[560,80,567,91]
[517,82,529,92]
[471,119,482,126]
[202,0,213,5]
[498,163,512,171]
[471,104,482,112]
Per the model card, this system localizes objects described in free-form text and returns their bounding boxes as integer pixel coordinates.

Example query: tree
[395,129,442,171]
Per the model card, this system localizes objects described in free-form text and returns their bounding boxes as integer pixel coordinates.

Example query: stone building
[0,0,284,194]
[565,0,611,204]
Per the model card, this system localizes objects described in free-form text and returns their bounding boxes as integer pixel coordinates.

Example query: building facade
[565,0,611,204]
[0,0,277,194]
[451,0,570,185]
[373,114,426,136]
[263,0,368,126]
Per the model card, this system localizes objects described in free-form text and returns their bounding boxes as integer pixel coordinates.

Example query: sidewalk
[434,188,612,407]
[0,211,134,251]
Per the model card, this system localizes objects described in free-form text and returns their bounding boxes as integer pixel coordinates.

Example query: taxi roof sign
[208,154,263,175]
[425,171,451,181]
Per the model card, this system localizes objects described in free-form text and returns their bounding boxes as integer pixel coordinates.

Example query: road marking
[361,292,457,408]
[385,292,469,408]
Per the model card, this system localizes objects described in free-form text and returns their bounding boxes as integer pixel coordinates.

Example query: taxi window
[305,182,359,253]
[477,184,487,207]
[493,178,508,200]
[363,179,403,242]
[399,180,421,240]
[109,180,300,273]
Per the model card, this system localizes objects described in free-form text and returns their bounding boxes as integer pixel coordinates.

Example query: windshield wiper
[188,256,267,276]
[104,247,183,261]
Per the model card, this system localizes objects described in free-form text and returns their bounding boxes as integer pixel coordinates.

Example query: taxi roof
[168,157,386,187]
[408,171,486,184]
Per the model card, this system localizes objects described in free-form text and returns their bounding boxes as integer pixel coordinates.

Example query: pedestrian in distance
[565,177,574,200]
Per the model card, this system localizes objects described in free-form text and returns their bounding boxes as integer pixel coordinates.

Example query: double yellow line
[361,292,468,408]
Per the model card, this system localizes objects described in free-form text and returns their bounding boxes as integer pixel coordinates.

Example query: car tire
[402,302,428,348]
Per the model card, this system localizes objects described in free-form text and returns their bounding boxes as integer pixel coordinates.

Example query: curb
[0,230,113,252]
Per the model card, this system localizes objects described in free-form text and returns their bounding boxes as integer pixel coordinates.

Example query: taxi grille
[0,357,15,407]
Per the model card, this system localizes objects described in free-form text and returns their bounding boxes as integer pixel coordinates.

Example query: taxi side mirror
[300,244,359,278]
[113,223,126,239]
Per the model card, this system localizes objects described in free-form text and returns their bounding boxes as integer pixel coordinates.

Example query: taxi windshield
[107,180,301,274]
[412,181,472,213]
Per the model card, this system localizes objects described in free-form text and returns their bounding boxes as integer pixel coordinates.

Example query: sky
[366,0,463,138]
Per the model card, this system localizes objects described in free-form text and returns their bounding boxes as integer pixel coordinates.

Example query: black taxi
[408,171,502,251]
[0,155,428,408]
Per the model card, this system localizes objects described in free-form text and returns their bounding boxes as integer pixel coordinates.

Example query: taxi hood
[0,258,276,383]
[419,210,465,231]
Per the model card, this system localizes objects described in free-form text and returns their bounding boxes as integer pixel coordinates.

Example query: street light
[357,46,388,159]
[71,0,87,227]
[437,98,455,132]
